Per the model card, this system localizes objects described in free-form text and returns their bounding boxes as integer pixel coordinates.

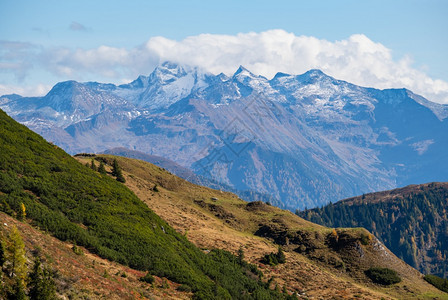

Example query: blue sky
[1,0,447,102]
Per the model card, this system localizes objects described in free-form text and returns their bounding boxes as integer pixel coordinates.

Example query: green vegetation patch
[424,274,448,293]
[261,247,286,266]
[140,272,155,284]
[365,267,401,285]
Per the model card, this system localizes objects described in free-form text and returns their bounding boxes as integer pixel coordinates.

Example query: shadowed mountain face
[2,62,448,210]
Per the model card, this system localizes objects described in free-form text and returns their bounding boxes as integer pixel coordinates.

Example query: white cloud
[0,41,38,82]
[1,30,448,103]
[0,83,51,97]
[142,30,448,103]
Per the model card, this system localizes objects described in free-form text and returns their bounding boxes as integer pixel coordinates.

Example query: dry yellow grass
[87,155,447,300]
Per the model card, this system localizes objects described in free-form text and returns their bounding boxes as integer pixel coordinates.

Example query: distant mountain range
[2,62,448,209]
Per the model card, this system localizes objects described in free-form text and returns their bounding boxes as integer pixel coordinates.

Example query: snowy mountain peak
[46,80,84,97]
[149,61,211,85]
[217,73,229,82]
[232,66,269,88]
[152,61,189,79]
[119,75,149,89]
[0,94,23,105]
[234,65,251,76]
[273,72,291,79]
[136,62,211,109]
[306,69,326,76]
[233,66,266,81]
[299,69,332,82]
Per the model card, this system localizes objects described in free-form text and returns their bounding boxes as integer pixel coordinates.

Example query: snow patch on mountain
[1,61,448,210]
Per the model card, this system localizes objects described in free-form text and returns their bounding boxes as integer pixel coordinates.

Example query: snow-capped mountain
[2,62,447,210]
[135,62,213,109]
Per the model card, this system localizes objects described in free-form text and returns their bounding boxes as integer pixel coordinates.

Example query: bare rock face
[2,62,448,210]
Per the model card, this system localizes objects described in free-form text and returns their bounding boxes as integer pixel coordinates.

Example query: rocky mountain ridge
[2,61,447,209]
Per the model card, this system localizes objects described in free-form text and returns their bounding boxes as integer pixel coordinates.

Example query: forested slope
[299,183,448,278]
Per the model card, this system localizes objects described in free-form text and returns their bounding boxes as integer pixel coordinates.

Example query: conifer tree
[5,226,27,283]
[4,227,27,300]
[0,236,5,267]
[0,235,5,299]
[98,161,106,175]
[111,159,119,177]
[112,159,125,183]
[90,159,97,171]
[11,278,27,300]
[237,246,245,265]
[19,203,26,221]
[28,257,43,299]
[276,247,286,264]
[29,257,56,300]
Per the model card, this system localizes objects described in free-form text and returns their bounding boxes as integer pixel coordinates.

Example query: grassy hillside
[86,154,448,300]
[298,183,448,278]
[0,212,194,299]
[102,147,284,208]
[0,109,287,299]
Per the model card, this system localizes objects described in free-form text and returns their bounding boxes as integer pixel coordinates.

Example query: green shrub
[365,267,401,285]
[424,274,448,293]
[360,233,371,245]
[140,272,155,284]
[262,247,286,266]
[72,245,84,256]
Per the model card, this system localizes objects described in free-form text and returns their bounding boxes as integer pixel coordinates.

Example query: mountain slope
[0,108,287,299]
[2,62,448,210]
[102,147,284,208]
[298,182,448,278]
[83,153,448,299]
[0,212,192,299]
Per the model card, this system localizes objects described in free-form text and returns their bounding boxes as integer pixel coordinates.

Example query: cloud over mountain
[1,30,448,103]
[143,30,448,103]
